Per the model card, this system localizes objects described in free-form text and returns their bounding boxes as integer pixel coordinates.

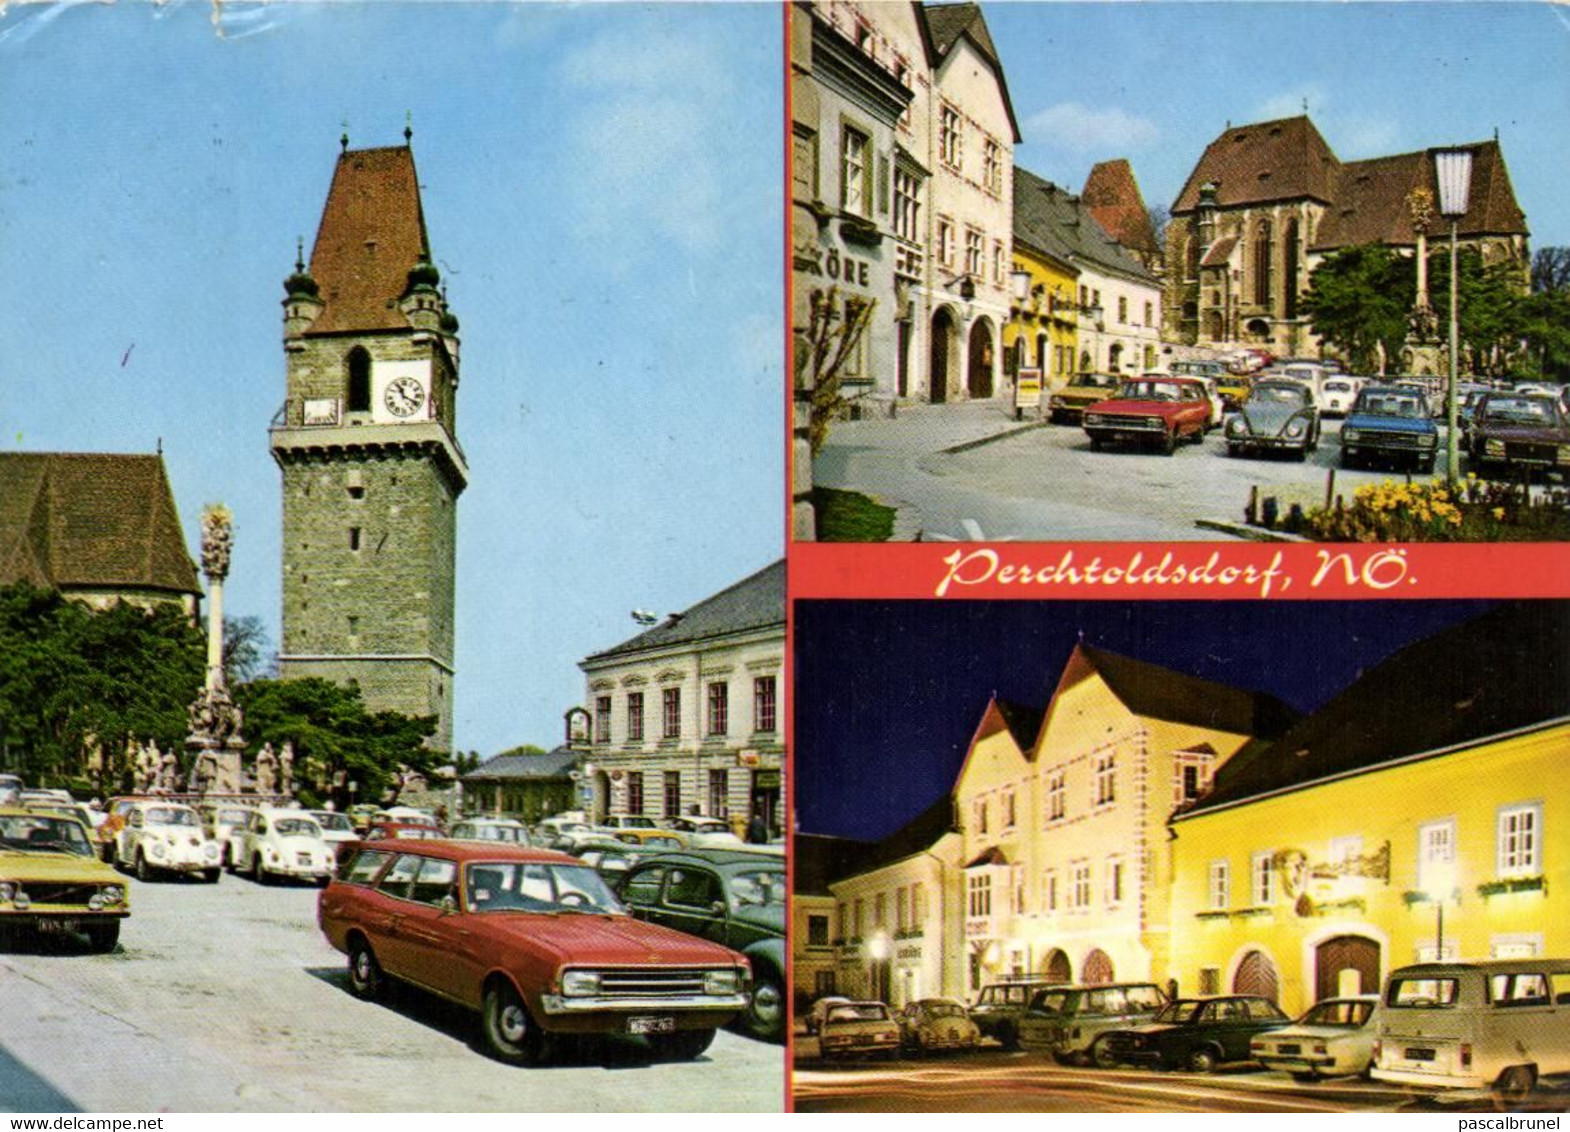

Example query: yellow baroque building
[1006,241,1078,394]
[1169,604,1569,1017]
[954,643,1297,995]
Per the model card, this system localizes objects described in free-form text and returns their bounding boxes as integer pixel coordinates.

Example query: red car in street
[318,841,751,1065]
[1082,376,1212,455]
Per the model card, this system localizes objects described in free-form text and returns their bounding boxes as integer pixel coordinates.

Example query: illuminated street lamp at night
[1434,148,1473,485]
[1425,860,1458,959]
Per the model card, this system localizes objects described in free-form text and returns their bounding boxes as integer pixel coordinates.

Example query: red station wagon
[1082,376,1211,455]
[318,841,752,1064]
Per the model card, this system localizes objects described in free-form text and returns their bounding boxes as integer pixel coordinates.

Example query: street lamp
[1434,148,1473,485]
[1425,861,1457,960]
[1011,268,1034,420]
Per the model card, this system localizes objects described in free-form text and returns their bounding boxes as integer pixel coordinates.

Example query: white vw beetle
[115,801,222,882]
[232,806,336,885]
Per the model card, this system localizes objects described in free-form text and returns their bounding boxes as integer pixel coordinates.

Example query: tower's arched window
[1284,219,1301,319]
[346,347,371,412]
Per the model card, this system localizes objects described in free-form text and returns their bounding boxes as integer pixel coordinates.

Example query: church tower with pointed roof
[269,136,466,752]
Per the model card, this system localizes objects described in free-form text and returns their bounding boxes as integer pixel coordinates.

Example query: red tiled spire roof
[1082,159,1160,257]
[306,145,431,336]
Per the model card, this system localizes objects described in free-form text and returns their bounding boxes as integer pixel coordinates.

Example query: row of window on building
[621,767,738,820]
[969,754,1211,836]
[593,675,777,746]
[830,882,932,945]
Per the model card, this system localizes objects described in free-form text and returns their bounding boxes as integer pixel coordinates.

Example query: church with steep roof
[1164,115,1530,363]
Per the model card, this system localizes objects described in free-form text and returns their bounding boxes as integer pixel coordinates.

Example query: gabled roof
[1043,642,1299,745]
[1082,160,1161,257]
[307,145,431,336]
[1014,167,1158,286]
[460,745,578,783]
[1173,115,1341,214]
[1183,603,1569,817]
[965,845,1008,868]
[0,453,199,598]
[583,560,784,663]
[1313,140,1528,251]
[799,794,957,891]
[917,3,1022,143]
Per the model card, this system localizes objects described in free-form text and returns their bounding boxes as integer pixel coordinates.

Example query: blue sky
[989,2,1570,247]
[0,1,783,757]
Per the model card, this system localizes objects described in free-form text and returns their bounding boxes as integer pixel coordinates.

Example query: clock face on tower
[384,376,426,418]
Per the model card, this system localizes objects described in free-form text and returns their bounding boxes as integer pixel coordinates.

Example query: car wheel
[1092,1040,1120,1069]
[1227,442,1242,458]
[1160,432,1176,456]
[1190,426,1204,445]
[83,921,120,953]
[1291,1071,1321,1084]
[650,1027,715,1062]
[482,981,553,1066]
[347,938,385,1000]
[743,973,785,1042]
[202,868,220,884]
[1495,1065,1536,1104]
[1421,457,1436,475]
[135,851,153,883]
[254,855,270,884]
[1089,436,1103,451]
[999,1022,1020,1051]
[1186,1046,1219,1073]
[1294,446,1309,462]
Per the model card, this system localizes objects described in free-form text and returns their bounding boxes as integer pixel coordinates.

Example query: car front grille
[594,969,714,998]
[1504,442,1558,463]
[22,884,98,907]
[1360,430,1427,449]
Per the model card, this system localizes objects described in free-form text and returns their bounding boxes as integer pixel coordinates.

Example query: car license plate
[1277,1044,1300,1055]
[1405,1047,1436,1062]
[627,1015,675,1035]
[38,918,79,934]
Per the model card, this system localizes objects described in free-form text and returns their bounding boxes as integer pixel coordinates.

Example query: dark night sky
[794,600,1505,842]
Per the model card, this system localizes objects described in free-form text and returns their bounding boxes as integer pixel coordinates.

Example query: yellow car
[0,807,129,951]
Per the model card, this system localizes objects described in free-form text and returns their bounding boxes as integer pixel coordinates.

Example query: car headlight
[1420,433,1438,447]
[0,881,14,902]
[101,885,124,905]
[703,969,742,996]
[1286,420,1306,438]
[1342,428,1361,442]
[561,970,602,997]
[204,843,221,861]
[148,841,167,859]
[1485,439,1505,455]
[1227,417,1246,435]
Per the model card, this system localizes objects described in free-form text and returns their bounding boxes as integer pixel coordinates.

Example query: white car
[447,817,531,845]
[1319,377,1364,418]
[115,801,222,882]
[200,802,259,867]
[231,807,335,884]
[1373,960,1570,1100]
[1251,995,1379,1080]
[597,814,660,833]
[662,815,744,848]
[307,809,360,854]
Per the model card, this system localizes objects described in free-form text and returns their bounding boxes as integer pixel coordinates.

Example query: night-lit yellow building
[1169,604,1569,1017]
[954,644,1296,995]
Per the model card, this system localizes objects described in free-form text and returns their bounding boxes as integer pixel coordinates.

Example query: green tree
[235,677,438,809]
[1513,289,1570,383]
[1301,245,1414,372]
[1427,247,1527,377]
[0,584,203,791]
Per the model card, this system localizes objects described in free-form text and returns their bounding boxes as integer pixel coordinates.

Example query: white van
[1372,959,1570,1100]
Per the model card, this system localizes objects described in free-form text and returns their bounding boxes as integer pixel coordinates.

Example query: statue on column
[133,741,157,793]
[254,743,278,795]
[185,503,248,795]
[1406,187,1440,343]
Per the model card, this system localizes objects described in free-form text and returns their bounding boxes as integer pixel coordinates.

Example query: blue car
[1339,385,1439,473]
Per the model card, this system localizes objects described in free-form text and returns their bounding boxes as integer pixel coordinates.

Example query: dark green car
[615,849,785,1042]
[1098,995,1291,1072]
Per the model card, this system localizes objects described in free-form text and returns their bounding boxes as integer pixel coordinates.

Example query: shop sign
[1016,368,1042,410]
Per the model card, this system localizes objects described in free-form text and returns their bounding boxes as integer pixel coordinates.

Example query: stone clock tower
[269,137,466,752]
